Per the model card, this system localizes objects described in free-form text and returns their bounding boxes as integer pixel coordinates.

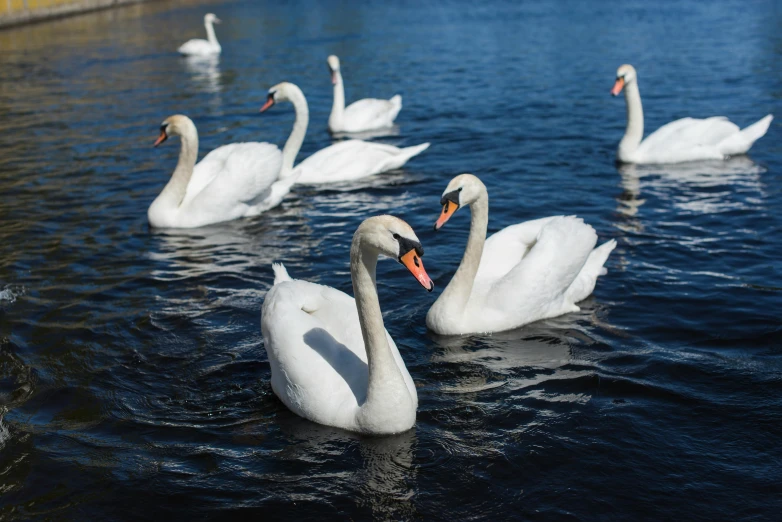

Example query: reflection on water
[616,155,766,217]
[182,54,223,95]
[274,415,417,520]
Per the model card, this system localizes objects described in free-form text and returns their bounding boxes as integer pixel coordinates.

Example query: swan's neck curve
[205,20,219,46]
[439,191,489,317]
[157,124,198,209]
[329,71,345,128]
[350,236,413,429]
[619,80,644,161]
[281,87,309,177]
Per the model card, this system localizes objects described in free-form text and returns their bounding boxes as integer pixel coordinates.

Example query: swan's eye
[160,124,168,132]
[458,187,463,192]
[392,233,401,240]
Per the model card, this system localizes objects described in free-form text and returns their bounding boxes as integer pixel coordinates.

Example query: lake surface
[0,0,780,519]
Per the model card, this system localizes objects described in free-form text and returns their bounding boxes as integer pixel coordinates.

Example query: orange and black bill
[434,189,461,230]
[154,125,168,147]
[397,237,433,291]
[260,93,275,112]
[611,77,625,96]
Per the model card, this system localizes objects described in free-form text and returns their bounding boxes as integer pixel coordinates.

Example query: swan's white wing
[295,139,424,184]
[488,216,597,316]
[261,277,415,429]
[178,39,219,55]
[184,142,281,206]
[343,96,401,130]
[638,117,740,161]
[474,216,561,285]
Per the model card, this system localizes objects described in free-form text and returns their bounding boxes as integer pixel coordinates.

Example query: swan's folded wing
[475,216,561,284]
[344,98,399,129]
[490,216,597,309]
[295,140,401,183]
[184,142,281,207]
[639,117,739,157]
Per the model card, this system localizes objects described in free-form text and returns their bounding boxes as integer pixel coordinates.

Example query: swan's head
[153,115,195,147]
[356,216,434,292]
[205,13,221,24]
[327,55,341,84]
[434,173,486,231]
[259,82,303,112]
[611,64,637,96]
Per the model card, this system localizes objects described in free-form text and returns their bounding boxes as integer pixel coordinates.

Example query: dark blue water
[1,0,780,519]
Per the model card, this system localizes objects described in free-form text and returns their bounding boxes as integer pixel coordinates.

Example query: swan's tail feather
[387,94,403,123]
[272,263,293,285]
[565,239,617,304]
[400,142,430,162]
[719,114,773,156]
[380,142,430,172]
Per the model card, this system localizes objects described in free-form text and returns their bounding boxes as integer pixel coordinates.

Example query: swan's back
[183,142,281,209]
[343,95,402,130]
[261,267,416,430]
[178,39,220,56]
[294,139,427,184]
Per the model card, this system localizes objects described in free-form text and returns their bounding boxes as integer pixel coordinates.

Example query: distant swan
[149,115,295,228]
[178,13,222,56]
[261,216,434,434]
[327,55,402,134]
[260,82,428,184]
[612,64,773,164]
[426,174,616,335]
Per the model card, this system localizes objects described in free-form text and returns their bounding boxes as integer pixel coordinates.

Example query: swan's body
[260,82,428,185]
[178,13,221,56]
[261,216,434,434]
[327,55,402,134]
[612,64,773,164]
[149,115,295,228]
[426,174,616,336]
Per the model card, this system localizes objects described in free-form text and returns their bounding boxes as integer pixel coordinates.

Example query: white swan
[426,174,616,336]
[261,215,434,434]
[178,13,222,56]
[327,55,402,134]
[149,115,296,228]
[261,82,428,184]
[612,64,773,164]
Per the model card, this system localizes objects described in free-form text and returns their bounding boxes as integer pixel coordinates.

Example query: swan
[612,64,773,164]
[327,55,402,134]
[261,215,434,434]
[149,115,296,228]
[178,13,222,56]
[426,174,616,336]
[260,82,429,185]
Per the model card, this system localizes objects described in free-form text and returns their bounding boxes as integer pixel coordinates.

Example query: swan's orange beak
[400,249,434,292]
[260,95,275,113]
[434,200,458,231]
[153,130,168,147]
[611,77,625,96]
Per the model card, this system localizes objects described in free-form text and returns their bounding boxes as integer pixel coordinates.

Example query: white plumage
[148,115,296,228]
[612,64,772,164]
[426,174,616,335]
[178,13,222,56]
[327,55,402,134]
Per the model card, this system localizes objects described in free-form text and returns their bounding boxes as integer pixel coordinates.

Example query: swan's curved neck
[619,80,644,159]
[281,88,309,177]
[204,20,219,46]
[350,236,411,416]
[329,71,345,126]
[441,191,489,316]
[160,124,198,208]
